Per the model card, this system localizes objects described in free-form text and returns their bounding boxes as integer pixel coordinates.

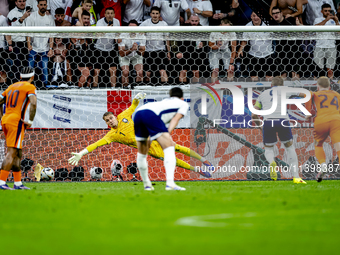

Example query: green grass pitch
[1,181,340,255]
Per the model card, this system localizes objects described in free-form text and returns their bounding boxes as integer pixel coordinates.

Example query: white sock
[265,147,275,164]
[164,146,176,187]
[0,180,6,185]
[137,153,151,187]
[286,145,299,178]
[14,181,22,186]
[200,156,206,163]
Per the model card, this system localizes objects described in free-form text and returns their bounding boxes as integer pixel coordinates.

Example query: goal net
[0,26,339,181]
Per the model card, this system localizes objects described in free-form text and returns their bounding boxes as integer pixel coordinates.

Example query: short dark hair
[105,7,114,12]
[221,18,232,25]
[151,6,161,13]
[321,3,332,10]
[272,6,282,13]
[169,87,183,98]
[37,0,47,3]
[55,8,65,15]
[128,19,139,26]
[82,10,90,17]
[102,112,114,120]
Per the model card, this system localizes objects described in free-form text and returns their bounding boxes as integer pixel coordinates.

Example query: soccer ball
[111,160,122,176]
[90,167,103,179]
[41,167,55,181]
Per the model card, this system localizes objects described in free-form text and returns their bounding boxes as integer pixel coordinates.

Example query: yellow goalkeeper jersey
[86,99,139,152]
[103,98,139,147]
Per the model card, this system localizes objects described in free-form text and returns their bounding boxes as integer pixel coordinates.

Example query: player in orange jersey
[305,76,340,182]
[0,67,37,190]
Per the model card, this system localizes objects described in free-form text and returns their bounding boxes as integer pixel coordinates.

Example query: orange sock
[13,171,21,182]
[315,146,326,164]
[0,170,10,182]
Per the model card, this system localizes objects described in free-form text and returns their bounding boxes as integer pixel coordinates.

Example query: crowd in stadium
[0,0,340,88]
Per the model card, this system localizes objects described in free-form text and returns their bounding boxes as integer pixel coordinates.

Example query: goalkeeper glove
[134,93,146,100]
[68,149,89,166]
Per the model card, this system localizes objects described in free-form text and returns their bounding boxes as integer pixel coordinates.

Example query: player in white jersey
[133,87,189,191]
[252,76,307,184]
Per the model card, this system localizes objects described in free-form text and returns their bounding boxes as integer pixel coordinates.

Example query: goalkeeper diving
[68,92,214,177]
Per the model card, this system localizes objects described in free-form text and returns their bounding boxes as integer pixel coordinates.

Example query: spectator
[26,0,55,87]
[142,0,155,21]
[0,12,9,86]
[100,0,123,25]
[238,12,274,81]
[50,0,70,16]
[305,0,335,25]
[271,6,302,80]
[173,14,204,83]
[92,7,120,88]
[67,10,93,87]
[269,0,308,23]
[0,0,10,17]
[123,0,151,26]
[118,20,146,88]
[313,3,339,79]
[51,37,67,83]
[27,0,51,13]
[208,19,236,82]
[154,0,191,26]
[75,10,91,25]
[140,6,170,84]
[186,0,213,26]
[55,7,72,26]
[7,0,31,82]
[72,0,96,26]
[210,0,239,26]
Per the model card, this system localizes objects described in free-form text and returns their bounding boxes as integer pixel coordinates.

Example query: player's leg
[325,48,336,79]
[148,142,212,177]
[0,124,23,190]
[156,133,185,190]
[174,144,214,172]
[0,147,18,190]
[278,120,306,184]
[314,122,330,182]
[12,149,29,189]
[209,51,219,83]
[320,120,340,182]
[262,120,279,181]
[121,64,130,88]
[136,140,153,190]
[134,111,153,190]
[109,66,117,88]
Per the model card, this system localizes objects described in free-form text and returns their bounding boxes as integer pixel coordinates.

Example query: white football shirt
[154,0,189,26]
[314,17,337,48]
[139,18,168,51]
[243,21,273,58]
[137,97,189,124]
[25,11,55,52]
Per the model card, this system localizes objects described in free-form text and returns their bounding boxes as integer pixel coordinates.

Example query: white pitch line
[175,213,256,228]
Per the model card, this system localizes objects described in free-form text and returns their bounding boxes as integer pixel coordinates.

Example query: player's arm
[0,96,5,120]
[269,0,278,16]
[68,138,109,165]
[22,95,37,129]
[120,93,146,117]
[168,113,184,134]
